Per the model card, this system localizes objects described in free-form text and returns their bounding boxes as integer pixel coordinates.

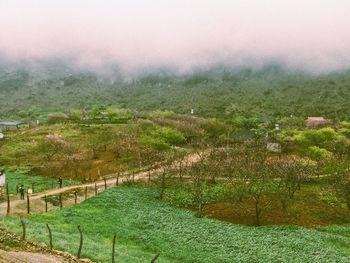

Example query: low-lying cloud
[1,0,350,73]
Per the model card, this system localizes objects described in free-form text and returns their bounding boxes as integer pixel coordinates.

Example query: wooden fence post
[26,193,30,214]
[112,233,116,263]
[151,253,160,263]
[84,187,88,200]
[74,191,77,204]
[116,173,120,186]
[46,224,53,250]
[95,183,97,195]
[6,183,9,195]
[45,195,48,212]
[77,225,83,259]
[7,194,10,215]
[59,193,63,209]
[104,179,107,190]
[159,169,166,200]
[20,219,26,240]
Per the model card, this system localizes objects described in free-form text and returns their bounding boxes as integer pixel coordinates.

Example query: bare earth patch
[0,250,66,263]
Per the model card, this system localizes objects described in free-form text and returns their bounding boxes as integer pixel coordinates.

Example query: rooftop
[0,121,21,126]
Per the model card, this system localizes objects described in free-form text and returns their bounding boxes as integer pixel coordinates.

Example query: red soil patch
[202,197,350,228]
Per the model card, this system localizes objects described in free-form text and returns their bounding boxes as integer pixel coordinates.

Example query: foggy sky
[1,0,350,73]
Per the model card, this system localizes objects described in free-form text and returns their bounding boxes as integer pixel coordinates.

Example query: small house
[0,121,20,130]
[306,117,328,127]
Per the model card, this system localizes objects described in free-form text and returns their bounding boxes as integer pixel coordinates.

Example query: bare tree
[37,137,65,161]
[330,157,350,211]
[157,153,175,200]
[188,152,211,217]
[273,157,315,210]
[225,140,273,226]
[159,168,167,200]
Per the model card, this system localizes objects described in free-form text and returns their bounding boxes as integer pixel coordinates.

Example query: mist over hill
[1,1,350,120]
[1,58,350,120]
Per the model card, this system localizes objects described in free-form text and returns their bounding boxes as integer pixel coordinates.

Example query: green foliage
[280,129,299,138]
[68,110,83,121]
[306,146,333,160]
[338,128,350,139]
[154,127,186,145]
[150,110,175,118]
[200,119,230,142]
[23,107,43,119]
[251,124,270,139]
[319,192,343,207]
[105,108,134,120]
[294,128,338,148]
[90,104,105,118]
[0,187,349,262]
[167,188,194,207]
[141,136,171,151]
[339,122,350,129]
[137,119,154,130]
[141,126,186,150]
[47,112,69,124]
[278,116,305,129]
[167,182,229,207]
[233,117,259,129]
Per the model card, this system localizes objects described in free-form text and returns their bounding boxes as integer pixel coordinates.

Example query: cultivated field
[1,187,349,263]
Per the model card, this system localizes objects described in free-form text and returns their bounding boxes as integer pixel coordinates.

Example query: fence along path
[0,152,203,216]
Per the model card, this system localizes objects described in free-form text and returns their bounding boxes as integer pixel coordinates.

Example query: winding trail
[0,151,203,216]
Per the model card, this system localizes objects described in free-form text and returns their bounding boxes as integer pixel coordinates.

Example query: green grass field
[0,187,349,262]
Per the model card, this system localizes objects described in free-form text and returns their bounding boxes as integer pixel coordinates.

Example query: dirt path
[0,250,66,263]
[0,229,93,263]
[0,151,203,216]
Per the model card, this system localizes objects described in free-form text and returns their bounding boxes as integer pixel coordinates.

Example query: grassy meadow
[0,187,349,263]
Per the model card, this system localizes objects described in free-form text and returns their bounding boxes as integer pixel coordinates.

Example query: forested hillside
[1,61,350,120]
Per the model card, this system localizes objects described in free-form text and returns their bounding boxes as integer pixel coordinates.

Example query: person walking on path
[19,184,25,200]
[58,177,63,188]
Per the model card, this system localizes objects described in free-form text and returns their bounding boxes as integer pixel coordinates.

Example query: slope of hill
[1,61,350,120]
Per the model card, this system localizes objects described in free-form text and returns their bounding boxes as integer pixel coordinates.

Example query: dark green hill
[1,61,350,120]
